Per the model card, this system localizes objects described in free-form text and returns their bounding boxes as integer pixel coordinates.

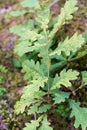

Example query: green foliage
[23,115,52,130]
[0,88,7,97]
[0,65,7,83]
[50,33,85,57]
[50,0,78,36]
[0,65,7,73]
[0,65,7,97]
[52,90,70,104]
[81,71,87,85]
[23,116,42,130]
[71,32,87,60]
[51,69,79,89]
[83,32,87,43]
[69,100,87,130]
[38,115,52,130]
[56,105,70,118]
[10,10,27,17]
[21,0,40,8]
[11,0,87,130]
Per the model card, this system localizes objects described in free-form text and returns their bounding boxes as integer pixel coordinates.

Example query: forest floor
[0,0,87,130]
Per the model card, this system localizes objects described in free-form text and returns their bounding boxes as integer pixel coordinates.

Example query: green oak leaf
[51,69,79,89]
[81,71,87,85]
[21,0,40,8]
[53,91,70,104]
[38,105,51,113]
[69,100,87,130]
[50,33,85,57]
[39,115,53,130]
[50,0,78,36]
[23,116,42,130]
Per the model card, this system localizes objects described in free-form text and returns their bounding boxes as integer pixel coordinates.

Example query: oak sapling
[10,0,87,130]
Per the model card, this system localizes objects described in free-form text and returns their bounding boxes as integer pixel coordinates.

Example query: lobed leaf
[38,115,53,130]
[51,69,79,89]
[28,102,40,115]
[15,41,46,57]
[14,75,47,114]
[21,0,40,9]
[50,33,85,57]
[69,100,87,130]
[50,0,78,36]
[14,98,35,114]
[23,116,42,130]
[52,90,70,104]
[22,60,46,79]
[36,9,50,30]
[38,105,51,113]
[10,20,35,36]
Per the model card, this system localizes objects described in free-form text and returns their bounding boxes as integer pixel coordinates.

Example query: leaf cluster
[10,0,87,130]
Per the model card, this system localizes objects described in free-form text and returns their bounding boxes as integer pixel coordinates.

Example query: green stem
[68,57,80,62]
[44,29,51,96]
